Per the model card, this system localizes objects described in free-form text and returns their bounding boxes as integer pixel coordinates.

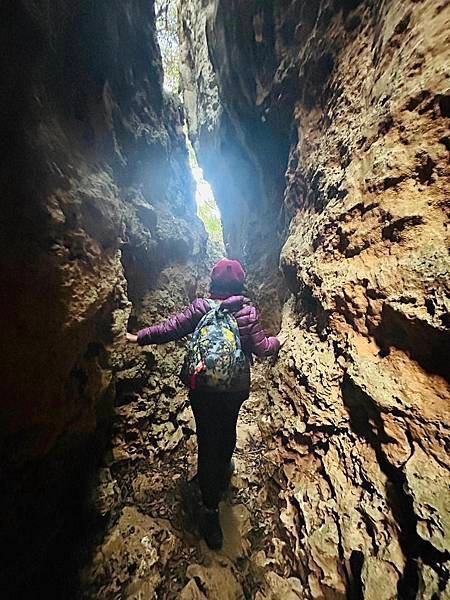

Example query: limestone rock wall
[179,0,450,596]
[0,0,206,592]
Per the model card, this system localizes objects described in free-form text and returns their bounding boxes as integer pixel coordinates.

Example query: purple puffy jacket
[137,295,280,357]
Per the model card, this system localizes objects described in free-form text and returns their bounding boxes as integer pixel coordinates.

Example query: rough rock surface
[179,0,288,332]
[180,0,450,597]
[80,366,310,599]
[0,1,206,594]
[2,0,449,597]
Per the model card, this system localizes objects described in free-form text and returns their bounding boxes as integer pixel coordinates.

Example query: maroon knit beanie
[210,259,246,290]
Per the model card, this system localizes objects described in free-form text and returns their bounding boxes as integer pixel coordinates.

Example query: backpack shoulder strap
[193,299,220,333]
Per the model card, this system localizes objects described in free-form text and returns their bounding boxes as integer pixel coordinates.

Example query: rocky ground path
[80,366,301,599]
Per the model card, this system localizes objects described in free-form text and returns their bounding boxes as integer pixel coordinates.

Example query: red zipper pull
[190,361,206,390]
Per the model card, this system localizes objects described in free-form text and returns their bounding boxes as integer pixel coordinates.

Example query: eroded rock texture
[179,0,288,331]
[180,0,450,597]
[0,1,206,594]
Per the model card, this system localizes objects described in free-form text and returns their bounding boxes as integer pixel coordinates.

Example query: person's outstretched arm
[127,298,210,346]
[247,306,281,357]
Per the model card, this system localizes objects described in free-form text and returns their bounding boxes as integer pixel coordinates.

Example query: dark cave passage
[1,1,449,598]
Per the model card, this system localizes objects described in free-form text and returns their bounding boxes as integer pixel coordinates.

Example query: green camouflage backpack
[180,301,249,391]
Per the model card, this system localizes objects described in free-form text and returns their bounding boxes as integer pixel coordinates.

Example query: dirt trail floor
[80,365,301,599]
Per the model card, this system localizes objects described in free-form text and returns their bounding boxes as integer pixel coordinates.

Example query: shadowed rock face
[179,0,290,333]
[1,0,449,597]
[180,0,450,596]
[0,0,206,593]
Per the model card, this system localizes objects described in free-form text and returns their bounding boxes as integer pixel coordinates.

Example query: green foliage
[198,198,224,246]
[156,1,224,249]
[186,139,224,246]
[155,0,180,92]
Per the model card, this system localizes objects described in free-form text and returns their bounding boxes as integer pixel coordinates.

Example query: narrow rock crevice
[1,0,449,598]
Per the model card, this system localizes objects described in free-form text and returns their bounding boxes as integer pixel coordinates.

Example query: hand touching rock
[126,332,138,343]
[278,330,288,347]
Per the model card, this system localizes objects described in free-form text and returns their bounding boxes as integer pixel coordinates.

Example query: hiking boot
[200,507,223,550]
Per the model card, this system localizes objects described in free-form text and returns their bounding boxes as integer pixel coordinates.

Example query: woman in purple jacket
[127,259,280,549]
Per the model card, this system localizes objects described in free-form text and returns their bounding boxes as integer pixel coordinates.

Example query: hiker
[126,258,280,549]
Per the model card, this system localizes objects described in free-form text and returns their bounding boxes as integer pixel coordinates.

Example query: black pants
[189,389,249,509]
